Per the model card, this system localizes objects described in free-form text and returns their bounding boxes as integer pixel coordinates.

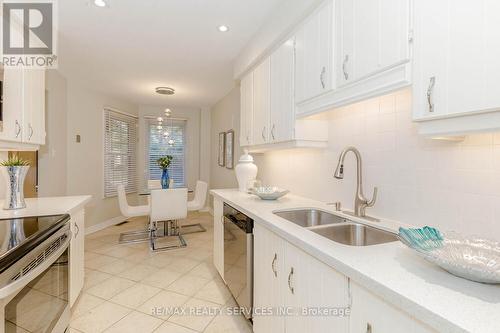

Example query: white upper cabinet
[295,0,334,105]
[240,39,328,153]
[0,67,46,149]
[412,0,500,136]
[338,0,411,86]
[252,57,271,146]
[240,72,254,147]
[1,68,24,143]
[23,69,46,145]
[270,39,295,143]
[296,0,412,116]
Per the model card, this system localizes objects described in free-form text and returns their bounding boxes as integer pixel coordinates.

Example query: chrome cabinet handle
[320,66,326,89]
[261,127,266,141]
[271,124,276,141]
[342,55,349,81]
[75,223,80,238]
[271,253,278,277]
[366,323,372,333]
[29,124,34,140]
[288,267,295,294]
[246,134,250,144]
[427,76,436,112]
[15,120,21,138]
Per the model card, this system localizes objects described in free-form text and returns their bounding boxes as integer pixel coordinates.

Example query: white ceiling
[58,0,284,107]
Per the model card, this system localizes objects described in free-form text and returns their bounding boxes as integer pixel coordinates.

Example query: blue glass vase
[161,169,170,189]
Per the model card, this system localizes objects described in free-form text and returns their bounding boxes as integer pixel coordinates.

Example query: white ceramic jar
[235,150,258,192]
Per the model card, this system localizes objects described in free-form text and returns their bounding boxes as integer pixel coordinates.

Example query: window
[104,109,138,197]
[147,118,186,187]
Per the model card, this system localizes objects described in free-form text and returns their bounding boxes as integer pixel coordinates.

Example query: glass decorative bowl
[399,227,500,284]
[250,187,289,200]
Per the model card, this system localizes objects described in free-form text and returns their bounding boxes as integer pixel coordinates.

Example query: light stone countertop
[0,195,92,219]
[211,188,500,333]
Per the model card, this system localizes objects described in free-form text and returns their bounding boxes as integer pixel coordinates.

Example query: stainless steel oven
[0,215,71,333]
[223,203,253,320]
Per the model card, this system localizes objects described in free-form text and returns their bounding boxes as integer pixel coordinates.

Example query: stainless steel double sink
[274,209,398,246]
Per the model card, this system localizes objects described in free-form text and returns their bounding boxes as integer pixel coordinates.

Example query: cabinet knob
[271,253,278,277]
[343,55,349,81]
[427,76,436,113]
[288,267,295,294]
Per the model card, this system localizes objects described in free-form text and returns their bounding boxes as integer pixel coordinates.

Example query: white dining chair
[182,180,208,234]
[117,185,151,244]
[149,188,188,251]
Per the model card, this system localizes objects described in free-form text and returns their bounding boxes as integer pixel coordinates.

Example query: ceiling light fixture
[155,87,175,95]
[218,25,229,32]
[94,0,106,7]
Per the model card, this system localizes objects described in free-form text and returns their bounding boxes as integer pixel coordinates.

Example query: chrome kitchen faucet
[334,146,378,218]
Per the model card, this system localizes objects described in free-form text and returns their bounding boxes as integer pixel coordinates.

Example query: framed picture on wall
[218,132,226,167]
[225,130,234,169]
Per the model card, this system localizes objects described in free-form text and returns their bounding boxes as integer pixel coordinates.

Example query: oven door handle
[0,230,71,300]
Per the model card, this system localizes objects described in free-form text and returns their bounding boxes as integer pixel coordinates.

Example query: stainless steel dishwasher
[223,203,253,320]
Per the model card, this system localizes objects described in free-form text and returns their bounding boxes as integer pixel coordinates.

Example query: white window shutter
[104,109,138,197]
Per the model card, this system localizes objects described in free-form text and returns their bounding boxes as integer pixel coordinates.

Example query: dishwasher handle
[223,214,254,234]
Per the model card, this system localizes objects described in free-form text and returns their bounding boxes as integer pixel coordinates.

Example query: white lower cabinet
[349,282,436,333]
[213,198,224,280]
[253,223,437,333]
[69,209,85,307]
[254,223,349,333]
[253,223,285,333]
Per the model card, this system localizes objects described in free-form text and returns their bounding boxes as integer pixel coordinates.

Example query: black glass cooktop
[0,214,70,273]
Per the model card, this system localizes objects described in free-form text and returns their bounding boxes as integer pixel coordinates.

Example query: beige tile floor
[70,212,253,333]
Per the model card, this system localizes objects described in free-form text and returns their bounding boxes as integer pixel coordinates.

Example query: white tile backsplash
[256,88,500,240]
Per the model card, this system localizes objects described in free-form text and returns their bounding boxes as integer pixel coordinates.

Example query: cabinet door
[253,224,285,333]
[213,198,224,280]
[240,72,253,147]
[270,39,295,143]
[69,209,85,307]
[338,0,410,86]
[349,282,436,333]
[295,0,333,104]
[413,0,500,119]
[1,68,24,142]
[284,242,349,333]
[252,57,271,145]
[23,69,46,145]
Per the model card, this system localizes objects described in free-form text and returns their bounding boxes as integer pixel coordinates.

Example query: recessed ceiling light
[155,87,175,95]
[94,0,106,7]
[218,25,229,32]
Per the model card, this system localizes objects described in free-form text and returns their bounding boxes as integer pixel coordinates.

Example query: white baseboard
[85,215,127,235]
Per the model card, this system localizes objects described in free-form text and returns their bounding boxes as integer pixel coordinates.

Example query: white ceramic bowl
[251,187,289,200]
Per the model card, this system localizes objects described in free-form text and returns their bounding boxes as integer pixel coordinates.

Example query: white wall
[66,81,139,228]
[256,88,500,241]
[210,87,243,190]
[38,70,68,197]
[137,106,202,191]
